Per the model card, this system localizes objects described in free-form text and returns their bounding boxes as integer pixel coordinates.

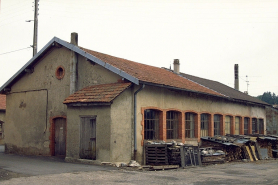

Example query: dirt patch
[0,169,30,181]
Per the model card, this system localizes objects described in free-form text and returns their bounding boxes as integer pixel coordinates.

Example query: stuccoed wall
[66,106,111,162]
[110,87,133,162]
[5,47,71,155]
[134,85,266,164]
[77,55,121,90]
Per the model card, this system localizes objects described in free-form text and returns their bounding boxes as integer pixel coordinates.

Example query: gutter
[133,84,145,161]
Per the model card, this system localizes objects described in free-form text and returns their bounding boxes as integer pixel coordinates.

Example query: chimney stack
[70,32,78,94]
[173,59,180,74]
[234,64,239,91]
[71,32,78,46]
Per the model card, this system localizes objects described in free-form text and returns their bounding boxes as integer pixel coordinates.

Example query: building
[0,33,268,164]
[0,94,6,145]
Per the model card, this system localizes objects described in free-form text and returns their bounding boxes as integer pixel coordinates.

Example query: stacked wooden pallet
[145,144,168,165]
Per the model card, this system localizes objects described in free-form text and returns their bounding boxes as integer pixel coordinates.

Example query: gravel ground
[1,160,278,185]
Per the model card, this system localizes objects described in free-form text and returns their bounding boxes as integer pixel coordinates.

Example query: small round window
[55,66,65,80]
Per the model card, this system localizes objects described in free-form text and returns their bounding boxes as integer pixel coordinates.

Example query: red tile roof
[81,47,223,97]
[63,83,132,104]
[0,94,6,110]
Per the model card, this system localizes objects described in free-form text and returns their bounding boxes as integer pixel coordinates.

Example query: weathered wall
[77,55,121,90]
[5,47,71,155]
[110,87,133,162]
[134,85,266,164]
[266,106,278,135]
[66,106,111,162]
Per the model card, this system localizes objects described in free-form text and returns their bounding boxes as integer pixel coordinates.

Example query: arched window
[185,112,196,138]
[144,109,161,140]
[252,118,258,134]
[225,116,231,135]
[166,111,179,139]
[214,114,221,136]
[201,113,209,137]
[244,117,249,135]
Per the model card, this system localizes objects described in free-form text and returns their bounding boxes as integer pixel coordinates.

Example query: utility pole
[33,0,38,56]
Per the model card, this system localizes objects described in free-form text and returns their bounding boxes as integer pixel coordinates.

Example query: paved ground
[1,150,278,185]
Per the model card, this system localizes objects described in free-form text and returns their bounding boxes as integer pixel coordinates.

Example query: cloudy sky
[0,0,278,97]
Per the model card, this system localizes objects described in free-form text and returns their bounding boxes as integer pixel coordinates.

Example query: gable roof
[80,48,223,97]
[0,36,222,98]
[0,36,266,106]
[63,82,132,105]
[180,72,268,106]
[0,94,6,111]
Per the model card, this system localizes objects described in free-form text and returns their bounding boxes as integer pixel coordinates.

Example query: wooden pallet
[145,144,168,165]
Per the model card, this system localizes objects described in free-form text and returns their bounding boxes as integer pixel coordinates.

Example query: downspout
[133,84,145,161]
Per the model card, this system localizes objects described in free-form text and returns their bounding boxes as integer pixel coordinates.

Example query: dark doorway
[80,116,96,160]
[54,118,66,156]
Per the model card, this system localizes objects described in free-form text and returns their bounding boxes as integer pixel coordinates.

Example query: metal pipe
[133,84,145,161]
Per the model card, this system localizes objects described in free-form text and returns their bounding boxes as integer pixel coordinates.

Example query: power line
[0,46,32,56]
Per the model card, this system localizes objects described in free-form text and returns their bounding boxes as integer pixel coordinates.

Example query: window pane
[185,112,195,138]
[235,117,240,135]
[201,114,209,137]
[167,111,179,139]
[214,115,220,136]
[225,116,231,135]
[144,109,160,140]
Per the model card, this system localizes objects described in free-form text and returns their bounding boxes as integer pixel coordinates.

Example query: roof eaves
[0,37,58,93]
[66,102,112,107]
[139,81,225,99]
[180,75,228,98]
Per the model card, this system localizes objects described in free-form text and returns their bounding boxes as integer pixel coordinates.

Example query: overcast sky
[0,0,278,97]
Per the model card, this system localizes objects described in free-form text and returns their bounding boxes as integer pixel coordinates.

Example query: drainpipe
[133,84,145,161]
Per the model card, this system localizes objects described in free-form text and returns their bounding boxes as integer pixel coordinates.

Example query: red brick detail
[208,114,213,137]
[220,115,225,136]
[238,116,244,135]
[230,116,235,135]
[195,113,201,142]
[140,107,164,146]
[248,117,252,134]
[49,116,67,156]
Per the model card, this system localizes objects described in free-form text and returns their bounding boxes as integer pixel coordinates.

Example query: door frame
[50,116,67,156]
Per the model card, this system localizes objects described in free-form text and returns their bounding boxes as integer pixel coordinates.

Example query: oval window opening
[55,66,65,79]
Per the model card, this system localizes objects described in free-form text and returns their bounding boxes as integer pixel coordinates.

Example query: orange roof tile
[0,94,6,110]
[63,83,132,104]
[81,47,223,97]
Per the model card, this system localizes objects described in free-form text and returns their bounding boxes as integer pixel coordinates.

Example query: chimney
[173,59,180,74]
[234,64,239,90]
[71,32,78,45]
[70,32,78,94]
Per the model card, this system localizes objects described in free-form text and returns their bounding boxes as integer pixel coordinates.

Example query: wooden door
[80,117,96,160]
[54,118,66,156]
